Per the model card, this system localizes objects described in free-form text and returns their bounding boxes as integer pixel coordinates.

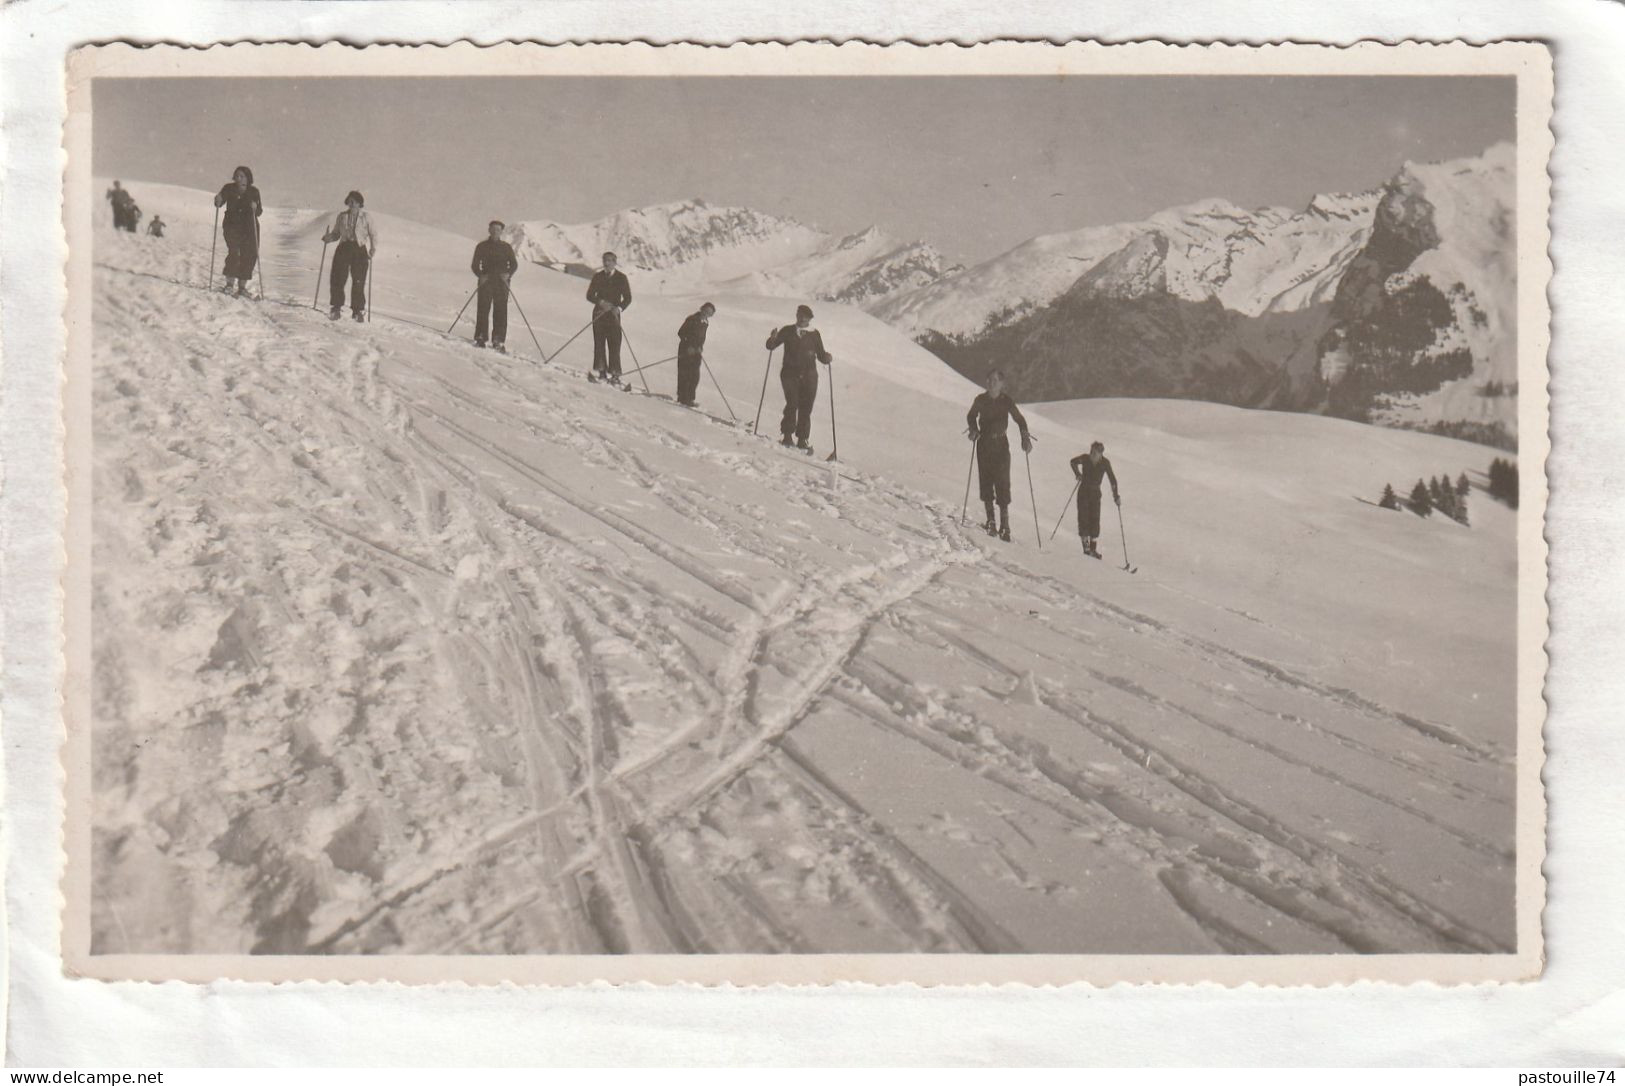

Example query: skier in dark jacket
[470,220,518,350]
[106,181,129,229]
[966,369,1032,542]
[323,190,378,322]
[676,302,715,406]
[146,215,166,239]
[213,166,263,297]
[766,304,833,450]
[586,252,633,382]
[1069,440,1121,559]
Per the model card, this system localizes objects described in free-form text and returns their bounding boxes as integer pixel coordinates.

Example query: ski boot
[328,306,343,321]
[999,524,1012,543]
[474,339,486,349]
[781,435,795,448]
[353,311,365,323]
[982,517,997,536]
[492,341,506,354]
[796,439,813,454]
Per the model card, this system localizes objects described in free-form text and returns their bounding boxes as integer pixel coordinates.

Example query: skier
[766,304,833,451]
[128,204,144,234]
[469,220,518,351]
[965,369,1033,542]
[1069,440,1121,559]
[105,181,127,229]
[146,215,166,239]
[586,251,632,382]
[212,166,263,297]
[676,302,715,407]
[322,190,378,323]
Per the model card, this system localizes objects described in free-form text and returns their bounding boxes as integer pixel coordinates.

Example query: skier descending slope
[676,302,715,407]
[323,190,378,323]
[469,220,518,351]
[965,368,1033,542]
[213,166,263,297]
[587,251,633,384]
[1069,440,1121,559]
[146,215,166,239]
[766,304,833,452]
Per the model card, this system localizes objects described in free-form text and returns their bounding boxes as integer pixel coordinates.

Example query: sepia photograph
[63,41,1550,986]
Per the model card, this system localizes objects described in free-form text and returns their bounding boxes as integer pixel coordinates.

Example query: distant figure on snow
[966,369,1033,542]
[323,190,378,323]
[106,180,134,230]
[146,215,165,238]
[469,220,518,351]
[676,302,715,407]
[213,166,263,297]
[1069,440,1121,559]
[128,204,144,234]
[586,251,633,383]
[766,304,833,451]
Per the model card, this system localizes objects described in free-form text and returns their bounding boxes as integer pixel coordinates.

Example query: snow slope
[91,181,1519,956]
[504,200,952,306]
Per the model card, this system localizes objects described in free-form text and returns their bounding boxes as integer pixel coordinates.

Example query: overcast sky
[94,75,1514,264]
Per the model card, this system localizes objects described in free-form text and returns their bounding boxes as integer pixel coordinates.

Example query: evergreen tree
[1429,475,1445,504]
[1379,483,1400,510]
[1437,486,1458,521]
[1456,471,1471,498]
[1409,479,1432,517]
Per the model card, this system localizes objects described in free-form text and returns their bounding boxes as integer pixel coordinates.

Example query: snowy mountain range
[496,144,1518,447]
[888,143,1519,446]
[503,199,958,305]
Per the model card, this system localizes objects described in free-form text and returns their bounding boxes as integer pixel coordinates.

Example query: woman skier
[1069,440,1121,559]
[213,166,263,297]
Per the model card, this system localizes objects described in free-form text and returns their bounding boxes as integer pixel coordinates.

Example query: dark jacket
[1070,454,1119,497]
[766,324,831,370]
[215,184,262,235]
[678,312,709,353]
[967,392,1030,442]
[587,269,632,312]
[471,238,519,278]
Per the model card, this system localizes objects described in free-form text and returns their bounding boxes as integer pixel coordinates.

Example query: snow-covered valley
[90,183,1520,957]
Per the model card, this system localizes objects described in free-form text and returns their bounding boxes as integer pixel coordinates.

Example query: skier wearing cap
[470,220,518,351]
[766,304,833,451]
[676,302,715,407]
[213,166,263,297]
[966,369,1032,542]
[106,181,130,229]
[1069,441,1121,559]
[587,252,633,382]
[323,190,378,323]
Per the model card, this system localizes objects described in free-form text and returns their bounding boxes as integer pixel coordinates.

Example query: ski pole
[1049,478,1081,541]
[623,354,676,377]
[508,285,546,359]
[314,238,329,309]
[254,216,265,300]
[209,204,219,292]
[700,353,738,423]
[620,324,653,394]
[825,360,838,462]
[960,437,978,525]
[1116,499,1133,572]
[1024,443,1042,549]
[446,285,478,335]
[366,251,374,322]
[752,347,776,435]
[544,316,595,365]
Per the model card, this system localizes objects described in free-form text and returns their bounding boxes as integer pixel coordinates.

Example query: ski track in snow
[90,228,1517,957]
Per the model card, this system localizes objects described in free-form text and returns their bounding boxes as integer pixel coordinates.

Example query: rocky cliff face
[897,143,1517,447]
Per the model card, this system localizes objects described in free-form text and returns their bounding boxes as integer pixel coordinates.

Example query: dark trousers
[329,241,369,315]
[592,311,622,375]
[222,227,257,280]
[780,364,819,442]
[476,277,509,344]
[1078,487,1103,538]
[676,346,702,403]
[976,435,1012,507]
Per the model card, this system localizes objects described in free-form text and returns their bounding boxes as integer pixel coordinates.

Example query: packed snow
[91,180,1518,956]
